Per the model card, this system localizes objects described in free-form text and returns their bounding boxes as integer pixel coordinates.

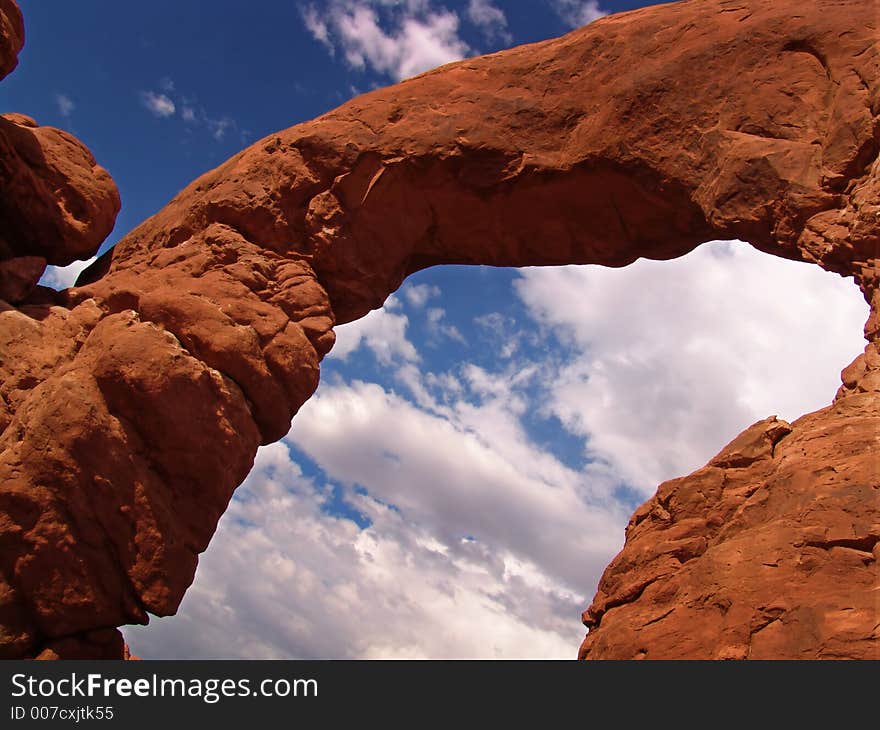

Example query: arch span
[0,0,877,658]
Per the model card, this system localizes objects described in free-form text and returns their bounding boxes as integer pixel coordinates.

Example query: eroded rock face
[0,112,120,265]
[579,410,879,659]
[0,0,22,82]
[0,0,877,658]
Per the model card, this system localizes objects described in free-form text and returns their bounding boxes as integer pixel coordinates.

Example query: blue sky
[5,1,870,658]
[6,0,644,257]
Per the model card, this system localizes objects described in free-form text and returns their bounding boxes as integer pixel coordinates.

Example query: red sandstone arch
[0,0,877,658]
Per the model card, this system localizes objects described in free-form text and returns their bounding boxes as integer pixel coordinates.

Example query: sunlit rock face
[0,0,877,659]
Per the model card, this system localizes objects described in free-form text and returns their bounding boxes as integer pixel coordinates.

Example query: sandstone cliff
[0,0,876,658]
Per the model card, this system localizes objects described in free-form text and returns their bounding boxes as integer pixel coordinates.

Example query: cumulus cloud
[38,256,96,290]
[124,440,594,658]
[300,1,470,80]
[516,241,869,492]
[140,90,176,118]
[466,0,512,44]
[330,296,420,364]
[55,93,74,118]
[290,380,624,588]
[550,0,606,28]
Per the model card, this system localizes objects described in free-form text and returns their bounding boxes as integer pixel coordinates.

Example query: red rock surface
[580,410,879,659]
[0,255,45,302]
[0,112,120,265]
[0,0,22,82]
[0,0,877,658]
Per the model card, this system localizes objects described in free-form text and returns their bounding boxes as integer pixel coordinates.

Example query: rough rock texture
[0,0,22,82]
[34,628,129,661]
[0,0,877,658]
[0,112,120,265]
[580,412,879,659]
[0,255,45,302]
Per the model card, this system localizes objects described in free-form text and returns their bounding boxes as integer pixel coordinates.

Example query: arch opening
[121,239,869,659]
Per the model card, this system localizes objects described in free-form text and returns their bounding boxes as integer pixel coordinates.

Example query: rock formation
[580,412,879,659]
[0,0,22,83]
[0,0,876,658]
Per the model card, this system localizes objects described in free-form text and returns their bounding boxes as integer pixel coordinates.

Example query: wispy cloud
[55,93,75,118]
[466,0,512,44]
[302,5,333,49]
[140,90,176,118]
[139,80,240,142]
[426,306,467,344]
[550,0,606,29]
[300,1,470,81]
[206,116,236,141]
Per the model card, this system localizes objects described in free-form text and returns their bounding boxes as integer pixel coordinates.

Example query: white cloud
[140,90,176,118]
[462,362,526,408]
[206,116,235,141]
[38,256,96,290]
[288,380,624,589]
[123,440,593,658]
[55,93,74,118]
[330,296,419,364]
[140,84,238,142]
[474,311,523,359]
[550,0,606,29]
[466,0,512,43]
[300,1,470,80]
[302,5,332,49]
[516,241,869,492]
[426,306,467,344]
[403,282,440,308]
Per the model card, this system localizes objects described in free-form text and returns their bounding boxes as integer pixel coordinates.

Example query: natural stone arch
[0,0,876,658]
